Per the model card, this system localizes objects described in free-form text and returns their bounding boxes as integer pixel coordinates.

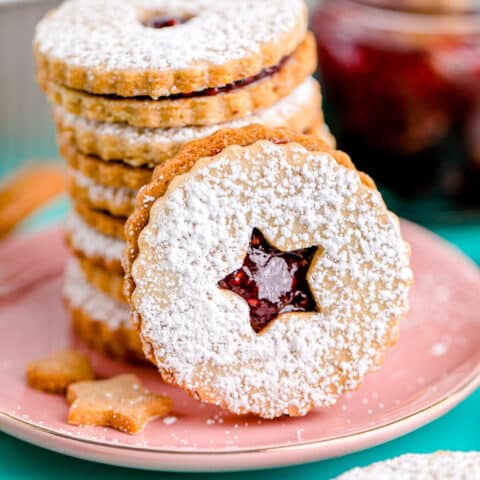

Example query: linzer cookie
[55,78,326,168]
[125,125,412,418]
[66,112,332,219]
[64,260,144,361]
[73,199,126,240]
[334,452,480,479]
[70,306,145,362]
[40,33,316,128]
[77,257,126,303]
[69,169,137,218]
[34,0,339,372]
[64,212,125,275]
[34,0,307,98]
[60,139,152,190]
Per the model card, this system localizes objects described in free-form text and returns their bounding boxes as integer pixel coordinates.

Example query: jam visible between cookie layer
[144,16,189,29]
[101,56,289,101]
[218,228,319,334]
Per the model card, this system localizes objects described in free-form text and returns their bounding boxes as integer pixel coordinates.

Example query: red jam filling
[104,56,288,101]
[218,228,319,334]
[195,59,286,98]
[144,16,189,29]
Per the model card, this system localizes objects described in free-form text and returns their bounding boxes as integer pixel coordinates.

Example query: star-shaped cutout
[66,374,172,434]
[218,228,320,333]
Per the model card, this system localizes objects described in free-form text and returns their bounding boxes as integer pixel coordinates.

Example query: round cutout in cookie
[125,126,412,418]
[34,0,307,98]
[40,33,317,128]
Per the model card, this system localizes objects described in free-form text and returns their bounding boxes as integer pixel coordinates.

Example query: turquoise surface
[0,195,479,479]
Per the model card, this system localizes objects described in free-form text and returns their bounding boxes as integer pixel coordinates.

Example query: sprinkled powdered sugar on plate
[65,212,125,262]
[70,169,137,207]
[55,78,322,151]
[334,451,480,479]
[162,416,177,425]
[431,342,449,357]
[64,260,130,330]
[34,0,305,76]
[132,141,412,418]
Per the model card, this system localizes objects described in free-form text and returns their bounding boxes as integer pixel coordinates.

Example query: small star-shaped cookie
[66,374,172,434]
[219,228,320,333]
[26,349,95,394]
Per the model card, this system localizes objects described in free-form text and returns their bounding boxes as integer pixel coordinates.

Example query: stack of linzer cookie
[34,0,334,362]
[32,0,413,423]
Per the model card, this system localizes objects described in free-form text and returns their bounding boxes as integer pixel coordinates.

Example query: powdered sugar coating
[56,78,326,166]
[64,260,130,329]
[65,212,125,262]
[70,169,136,208]
[35,0,306,96]
[335,452,480,479]
[132,141,412,418]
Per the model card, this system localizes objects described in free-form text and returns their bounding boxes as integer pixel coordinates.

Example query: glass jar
[312,0,480,219]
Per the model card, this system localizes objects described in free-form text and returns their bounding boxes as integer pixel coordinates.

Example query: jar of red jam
[313,0,480,217]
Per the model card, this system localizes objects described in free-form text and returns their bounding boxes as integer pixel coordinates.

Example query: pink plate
[0,222,479,472]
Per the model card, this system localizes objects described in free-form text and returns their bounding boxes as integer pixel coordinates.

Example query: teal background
[0,191,479,478]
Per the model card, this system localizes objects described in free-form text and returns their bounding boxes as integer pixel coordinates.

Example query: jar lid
[358,0,480,13]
